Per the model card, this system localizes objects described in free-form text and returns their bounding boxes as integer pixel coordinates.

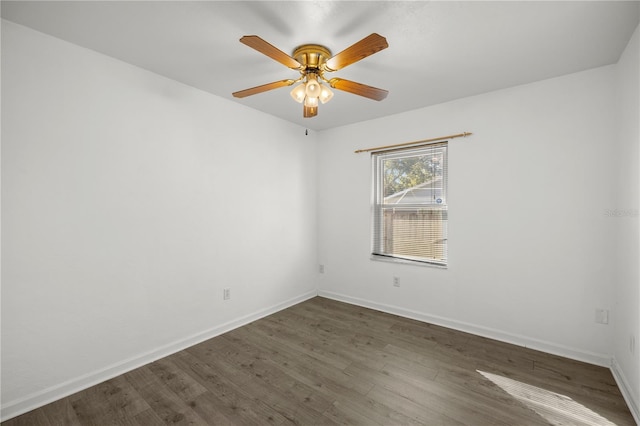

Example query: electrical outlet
[595,309,609,324]
[393,276,400,287]
[319,264,325,274]
[223,288,231,300]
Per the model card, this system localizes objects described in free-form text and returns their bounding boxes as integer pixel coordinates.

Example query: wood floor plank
[275,304,408,350]
[331,394,426,426]
[382,339,466,372]
[458,335,537,372]
[186,392,238,426]
[381,355,440,383]
[223,331,423,425]
[230,325,376,397]
[389,320,472,355]
[169,351,289,425]
[366,384,465,425]
[2,296,635,425]
[275,304,391,349]
[232,327,430,425]
[123,365,208,425]
[303,297,400,330]
[70,375,151,425]
[128,408,169,426]
[287,301,410,352]
[0,408,52,426]
[187,334,339,425]
[255,315,356,370]
[259,313,392,371]
[321,400,384,426]
[147,357,209,403]
[348,361,532,426]
[184,339,256,388]
[40,398,81,426]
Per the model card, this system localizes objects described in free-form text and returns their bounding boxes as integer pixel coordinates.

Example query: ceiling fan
[232,33,389,118]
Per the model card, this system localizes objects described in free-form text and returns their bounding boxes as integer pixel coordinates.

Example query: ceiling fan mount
[292,44,332,70]
[232,34,389,118]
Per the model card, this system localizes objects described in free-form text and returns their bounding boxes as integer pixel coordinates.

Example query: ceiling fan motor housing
[292,44,332,74]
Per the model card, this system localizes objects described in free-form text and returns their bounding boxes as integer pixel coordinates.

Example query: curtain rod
[354,131,472,154]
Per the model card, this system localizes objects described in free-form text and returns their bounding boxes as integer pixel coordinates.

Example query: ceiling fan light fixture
[290,83,306,103]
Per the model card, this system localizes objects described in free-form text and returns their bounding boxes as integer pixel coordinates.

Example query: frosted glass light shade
[305,74,322,98]
[319,86,334,104]
[304,96,318,107]
[290,84,306,103]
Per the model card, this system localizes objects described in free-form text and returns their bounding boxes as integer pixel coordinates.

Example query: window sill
[370,254,448,269]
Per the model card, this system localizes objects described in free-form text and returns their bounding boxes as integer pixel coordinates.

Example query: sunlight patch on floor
[477,370,616,426]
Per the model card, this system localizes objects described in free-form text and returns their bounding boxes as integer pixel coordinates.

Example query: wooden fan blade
[324,33,388,72]
[232,79,295,98]
[240,35,303,70]
[329,78,388,101]
[303,105,318,118]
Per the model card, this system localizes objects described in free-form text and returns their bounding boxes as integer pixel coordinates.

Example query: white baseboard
[318,290,611,367]
[611,357,640,425]
[0,289,318,422]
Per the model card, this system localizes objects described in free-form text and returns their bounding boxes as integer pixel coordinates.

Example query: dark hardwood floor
[3,297,635,425]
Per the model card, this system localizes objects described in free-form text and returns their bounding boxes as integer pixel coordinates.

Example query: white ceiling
[2,1,639,130]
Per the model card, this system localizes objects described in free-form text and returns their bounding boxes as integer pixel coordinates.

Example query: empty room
[1,1,639,425]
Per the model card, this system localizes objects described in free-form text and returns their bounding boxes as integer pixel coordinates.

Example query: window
[372,143,448,266]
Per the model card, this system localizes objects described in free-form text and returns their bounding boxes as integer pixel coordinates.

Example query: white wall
[1,20,317,419]
[613,23,640,420]
[317,65,619,365]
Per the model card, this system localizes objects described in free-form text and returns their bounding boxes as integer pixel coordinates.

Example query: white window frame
[371,143,448,267]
